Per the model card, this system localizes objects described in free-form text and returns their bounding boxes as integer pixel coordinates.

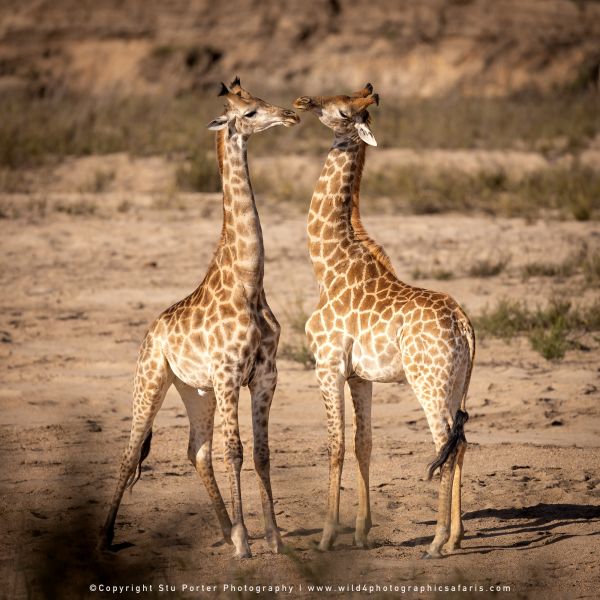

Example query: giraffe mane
[351,143,396,274]
[215,128,228,247]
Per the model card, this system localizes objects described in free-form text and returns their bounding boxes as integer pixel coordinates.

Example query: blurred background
[1,0,599,219]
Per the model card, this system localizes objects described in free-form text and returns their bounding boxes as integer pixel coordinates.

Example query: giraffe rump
[125,430,153,491]
[426,410,469,480]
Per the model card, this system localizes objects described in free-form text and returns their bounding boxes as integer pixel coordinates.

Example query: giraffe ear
[355,122,377,146]
[207,115,229,130]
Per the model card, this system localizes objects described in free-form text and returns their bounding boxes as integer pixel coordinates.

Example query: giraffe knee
[355,437,372,459]
[224,439,244,468]
[329,443,345,468]
[253,446,270,472]
[188,438,212,468]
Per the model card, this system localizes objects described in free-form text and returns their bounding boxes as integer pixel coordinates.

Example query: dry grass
[373,92,599,153]
[411,266,455,281]
[0,94,215,169]
[474,298,600,360]
[2,90,598,165]
[363,164,600,220]
[1,90,599,220]
[468,256,510,278]
[522,244,600,284]
[175,150,221,193]
[80,169,116,193]
[279,294,315,369]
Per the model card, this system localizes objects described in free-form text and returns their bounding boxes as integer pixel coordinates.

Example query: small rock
[583,384,597,395]
[86,419,102,432]
[57,311,86,321]
[551,419,564,427]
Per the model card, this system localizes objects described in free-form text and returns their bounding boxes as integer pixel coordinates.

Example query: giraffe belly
[351,340,405,383]
[164,348,214,389]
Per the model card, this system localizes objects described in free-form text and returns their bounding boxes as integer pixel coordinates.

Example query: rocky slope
[1,0,599,98]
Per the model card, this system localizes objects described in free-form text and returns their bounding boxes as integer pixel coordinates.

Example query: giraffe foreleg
[249,364,283,554]
[348,376,373,548]
[174,380,232,545]
[214,374,250,558]
[317,367,346,552]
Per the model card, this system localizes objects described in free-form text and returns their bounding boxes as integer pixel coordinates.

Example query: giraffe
[293,84,475,559]
[97,77,299,558]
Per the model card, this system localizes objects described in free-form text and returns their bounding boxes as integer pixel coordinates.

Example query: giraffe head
[208,77,299,136]
[293,84,379,146]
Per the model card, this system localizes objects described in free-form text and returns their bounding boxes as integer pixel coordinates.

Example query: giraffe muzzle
[292,96,315,111]
[282,110,301,126]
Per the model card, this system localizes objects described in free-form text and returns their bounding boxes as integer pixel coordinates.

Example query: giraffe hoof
[318,536,335,552]
[353,535,370,549]
[318,524,337,551]
[268,534,285,554]
[96,529,113,552]
[444,540,462,553]
[421,550,443,560]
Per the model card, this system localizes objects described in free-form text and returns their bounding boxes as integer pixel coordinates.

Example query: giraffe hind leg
[445,439,467,552]
[98,349,172,551]
[426,409,468,481]
[412,384,466,559]
[422,411,468,558]
[124,429,153,491]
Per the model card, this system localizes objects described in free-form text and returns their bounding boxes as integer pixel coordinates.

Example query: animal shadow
[400,503,600,554]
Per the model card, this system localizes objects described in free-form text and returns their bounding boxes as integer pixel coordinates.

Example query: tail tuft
[126,430,153,491]
[426,410,468,481]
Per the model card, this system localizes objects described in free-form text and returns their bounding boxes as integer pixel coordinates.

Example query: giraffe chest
[306,304,405,383]
[161,302,264,390]
[351,334,405,383]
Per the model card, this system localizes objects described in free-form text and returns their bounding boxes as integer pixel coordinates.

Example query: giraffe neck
[215,128,264,295]
[307,136,394,287]
[307,137,361,285]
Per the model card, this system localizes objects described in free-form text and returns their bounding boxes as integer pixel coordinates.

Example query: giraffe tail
[125,429,153,491]
[426,311,475,480]
[426,410,469,481]
[459,311,476,413]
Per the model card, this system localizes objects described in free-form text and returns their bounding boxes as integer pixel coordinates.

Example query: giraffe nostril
[282,110,300,125]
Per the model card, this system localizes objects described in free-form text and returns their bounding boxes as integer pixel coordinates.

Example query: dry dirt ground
[1,192,600,599]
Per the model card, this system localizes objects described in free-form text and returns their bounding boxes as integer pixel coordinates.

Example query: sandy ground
[1,193,600,599]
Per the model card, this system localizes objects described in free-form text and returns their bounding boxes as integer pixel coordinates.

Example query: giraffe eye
[244,110,257,118]
[339,110,349,119]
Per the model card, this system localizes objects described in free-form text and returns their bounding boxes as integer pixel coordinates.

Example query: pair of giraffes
[98,78,475,560]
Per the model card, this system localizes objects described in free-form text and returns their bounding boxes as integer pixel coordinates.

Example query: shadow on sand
[399,503,600,554]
